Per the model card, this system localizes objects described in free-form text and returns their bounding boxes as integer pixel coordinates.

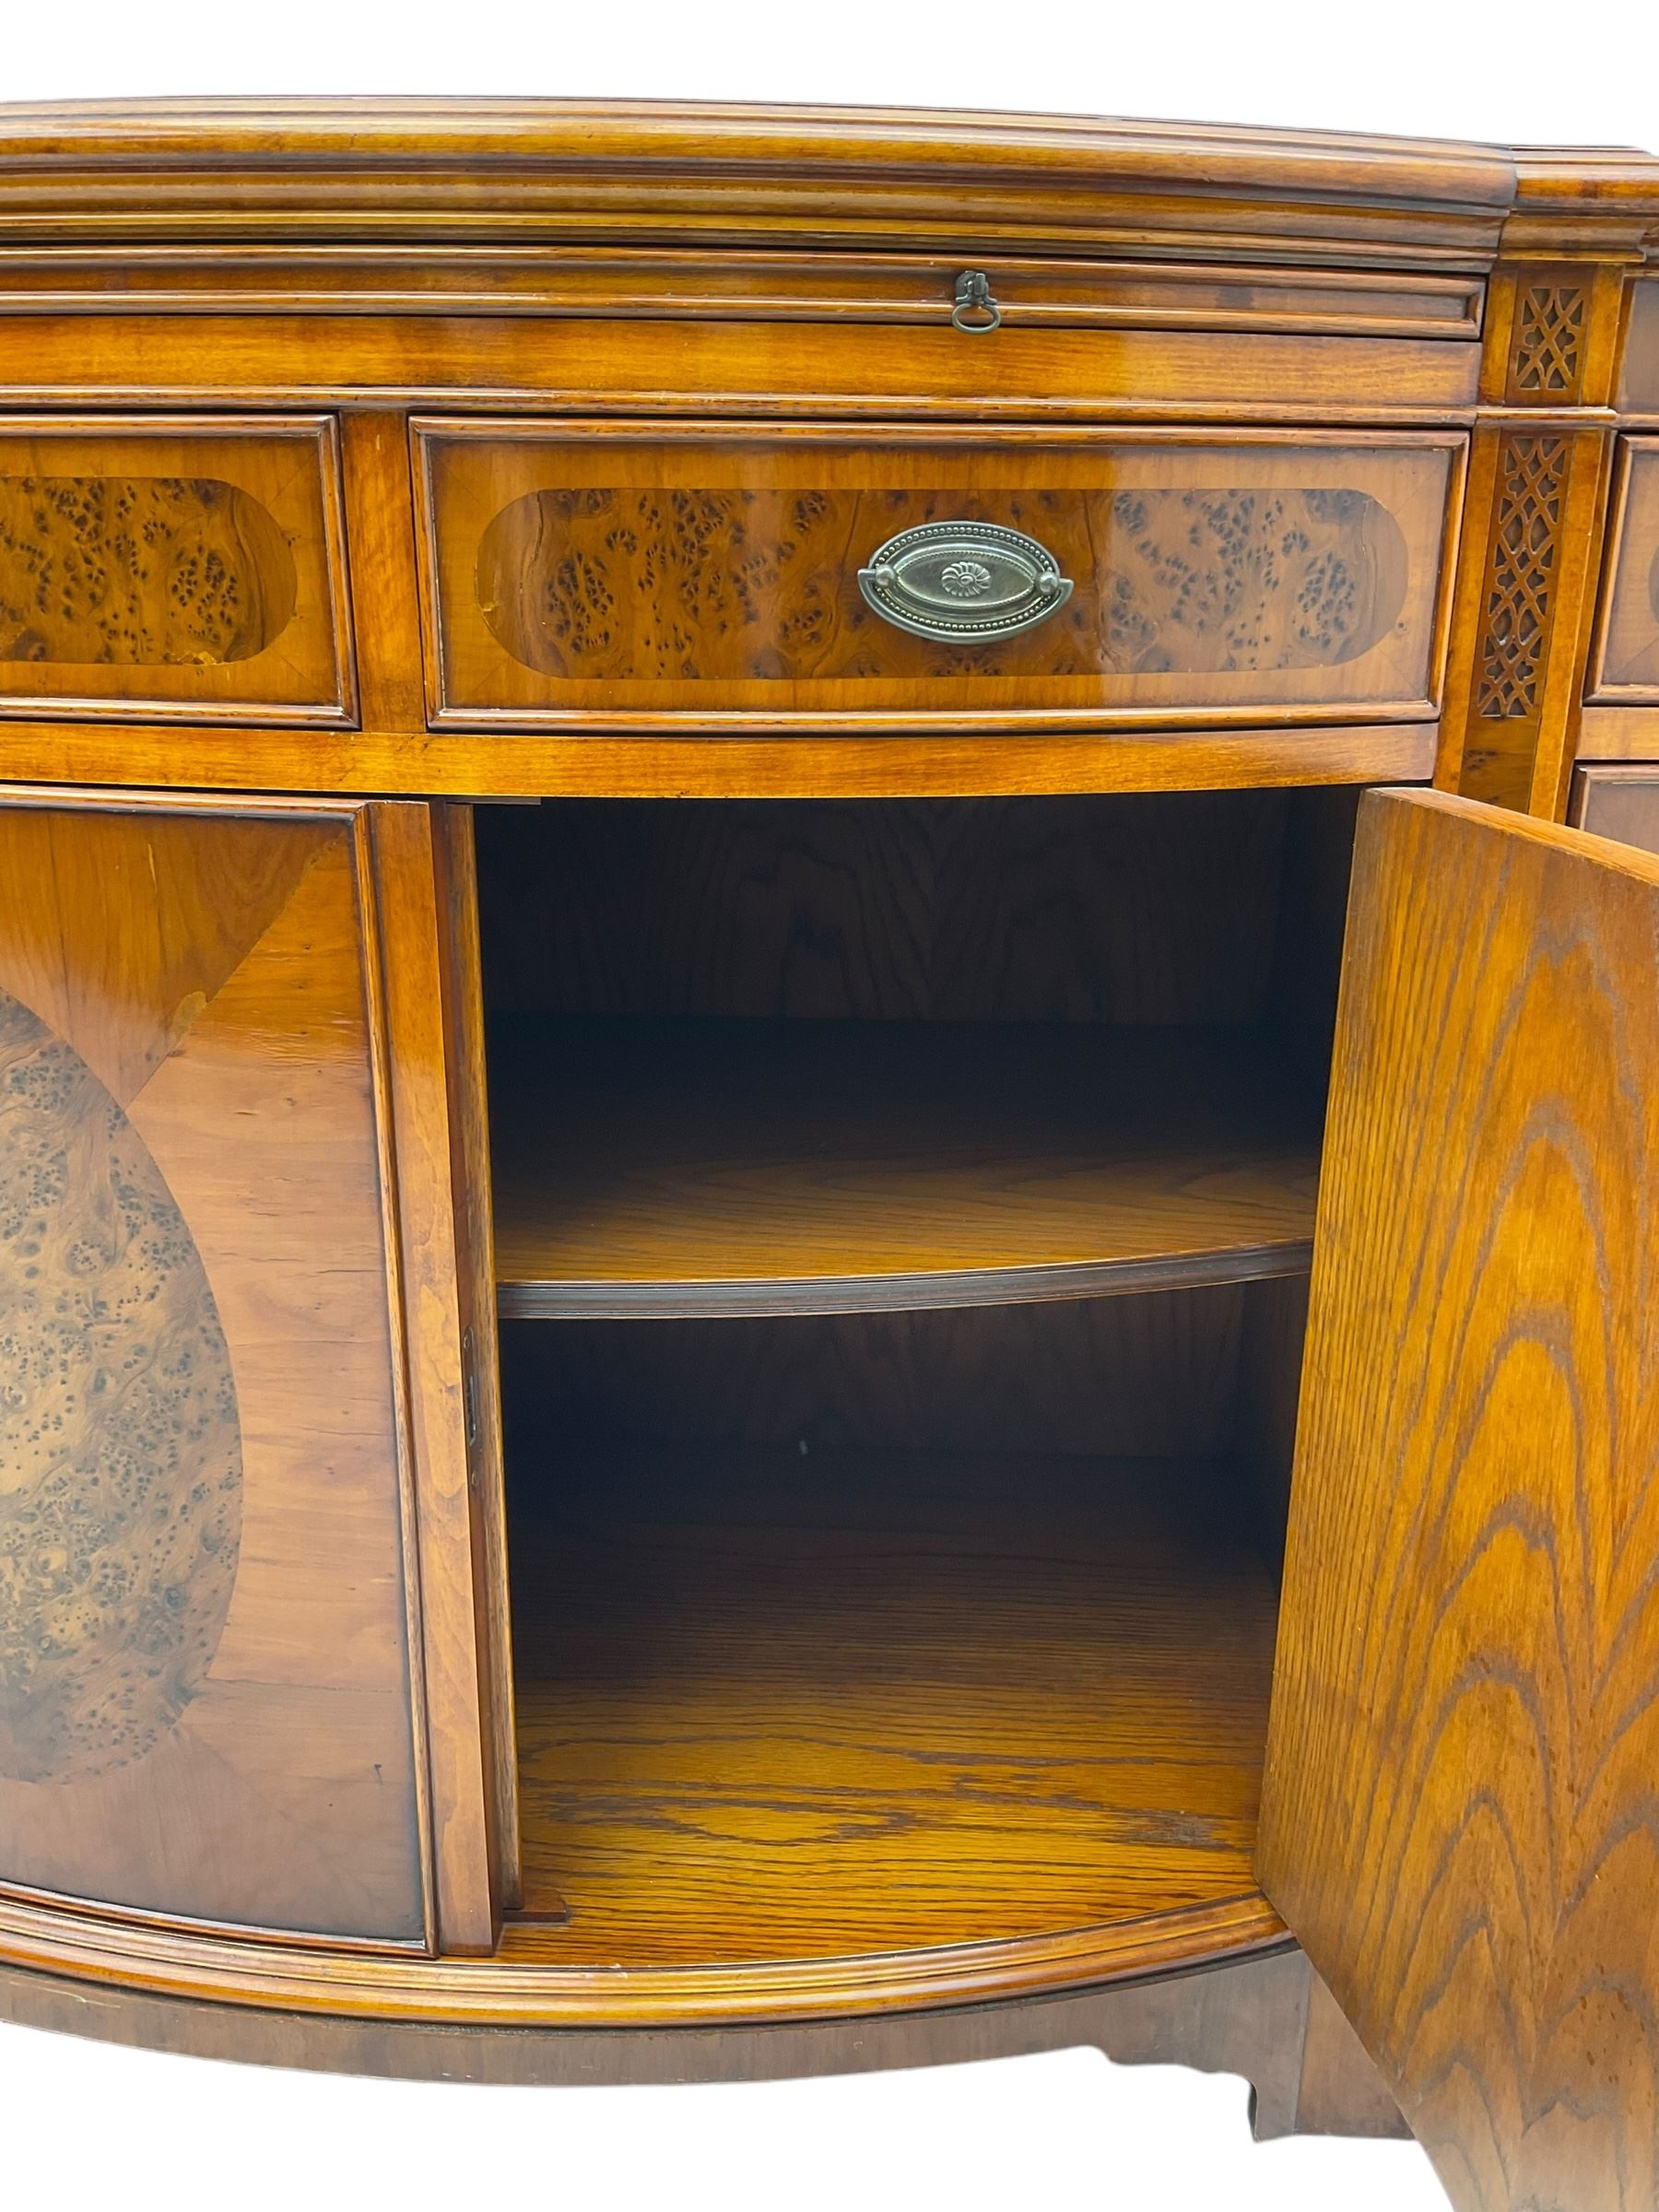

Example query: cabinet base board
[0,1945,1404,2140]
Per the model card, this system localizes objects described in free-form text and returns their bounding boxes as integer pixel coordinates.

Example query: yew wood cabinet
[5,101,1659,2210]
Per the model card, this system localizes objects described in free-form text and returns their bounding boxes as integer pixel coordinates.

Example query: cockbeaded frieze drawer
[0,416,355,726]
[414,420,1465,733]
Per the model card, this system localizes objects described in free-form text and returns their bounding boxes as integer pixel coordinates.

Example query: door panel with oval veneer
[0,791,500,1951]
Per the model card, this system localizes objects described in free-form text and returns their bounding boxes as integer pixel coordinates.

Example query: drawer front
[1591,437,1659,700]
[415,422,1465,730]
[1572,766,1659,853]
[0,416,354,724]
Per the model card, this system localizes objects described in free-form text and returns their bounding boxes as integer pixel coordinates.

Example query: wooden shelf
[490,1016,1322,1318]
[501,1443,1280,1979]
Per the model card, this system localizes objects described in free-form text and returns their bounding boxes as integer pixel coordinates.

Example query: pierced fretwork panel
[1509,285,1587,400]
[1476,435,1567,722]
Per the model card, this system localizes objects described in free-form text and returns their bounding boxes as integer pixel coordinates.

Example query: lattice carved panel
[1477,435,1568,722]
[1510,285,1587,400]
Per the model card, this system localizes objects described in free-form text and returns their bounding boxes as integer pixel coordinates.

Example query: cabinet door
[1258,787,1659,2209]
[0,790,500,1950]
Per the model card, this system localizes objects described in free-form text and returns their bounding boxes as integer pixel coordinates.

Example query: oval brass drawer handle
[857,521,1075,644]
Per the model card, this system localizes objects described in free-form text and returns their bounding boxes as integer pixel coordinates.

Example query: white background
[5,6,1654,2206]
[4,0,1659,143]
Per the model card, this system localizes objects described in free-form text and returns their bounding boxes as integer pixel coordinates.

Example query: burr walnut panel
[0,987,242,1788]
[416,422,1463,730]
[0,476,296,665]
[0,794,426,1946]
[1590,437,1659,700]
[0,417,353,724]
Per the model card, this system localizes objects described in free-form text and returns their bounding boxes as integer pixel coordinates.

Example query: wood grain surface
[1621,279,1659,416]
[0,714,1438,804]
[1571,765,1659,853]
[432,805,524,1918]
[0,245,1484,338]
[0,101,1653,2119]
[418,422,1463,729]
[1575,707,1659,762]
[0,101,1519,272]
[1292,1971,1409,2138]
[0,793,429,1947]
[1259,788,1659,2210]
[504,1441,1280,1968]
[1435,411,1614,818]
[0,1940,1336,2132]
[0,417,352,724]
[0,316,1484,429]
[364,803,507,1954]
[1591,436,1659,698]
[0,476,294,662]
[497,1284,1259,1465]
[475,790,1298,1029]
[489,1016,1322,1316]
[0,985,242,1786]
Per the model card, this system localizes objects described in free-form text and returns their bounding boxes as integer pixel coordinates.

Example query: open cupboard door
[1257,788,1659,2211]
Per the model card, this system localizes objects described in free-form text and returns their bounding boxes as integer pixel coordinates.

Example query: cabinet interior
[475,786,1359,1968]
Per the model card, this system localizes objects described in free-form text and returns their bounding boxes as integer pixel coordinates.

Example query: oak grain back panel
[1258,790,1659,2210]
[0,416,353,724]
[416,421,1464,730]
[475,792,1296,1027]
[0,792,424,1945]
[499,1288,1255,1464]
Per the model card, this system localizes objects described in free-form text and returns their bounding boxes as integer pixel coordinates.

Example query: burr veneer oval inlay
[0,476,298,669]
[0,418,353,726]
[0,984,242,1787]
[474,484,1409,680]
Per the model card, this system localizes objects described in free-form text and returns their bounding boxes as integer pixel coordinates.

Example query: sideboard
[3,100,1659,2210]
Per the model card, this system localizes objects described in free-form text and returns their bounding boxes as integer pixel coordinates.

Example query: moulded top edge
[0,97,1528,215]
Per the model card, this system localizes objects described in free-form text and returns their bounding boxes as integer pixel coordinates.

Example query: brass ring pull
[951,269,1002,334]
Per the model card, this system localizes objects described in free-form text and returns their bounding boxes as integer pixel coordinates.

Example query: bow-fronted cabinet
[2,100,1659,2212]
